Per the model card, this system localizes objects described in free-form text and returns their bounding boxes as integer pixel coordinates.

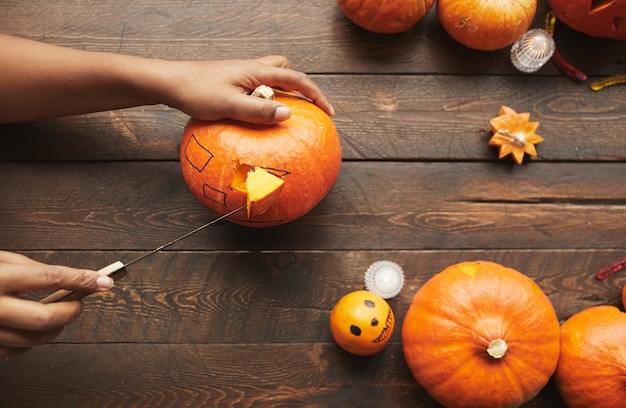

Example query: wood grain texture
[1,161,624,251]
[1,0,625,406]
[14,249,625,345]
[0,343,569,408]
[1,1,624,76]
[4,248,614,406]
[2,75,626,162]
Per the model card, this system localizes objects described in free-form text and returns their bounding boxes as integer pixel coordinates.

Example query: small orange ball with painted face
[330,290,395,356]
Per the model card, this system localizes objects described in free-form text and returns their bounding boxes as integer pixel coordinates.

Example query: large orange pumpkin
[337,0,435,34]
[402,261,560,408]
[554,305,626,408]
[180,90,342,227]
[437,0,537,51]
[548,0,626,39]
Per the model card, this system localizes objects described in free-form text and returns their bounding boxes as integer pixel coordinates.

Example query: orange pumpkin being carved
[180,89,342,227]
[548,0,626,39]
[402,261,560,408]
[554,305,626,408]
[437,0,537,50]
[337,0,435,34]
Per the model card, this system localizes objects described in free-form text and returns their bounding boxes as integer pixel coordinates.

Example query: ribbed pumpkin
[548,0,626,39]
[554,305,626,408]
[402,261,560,408]
[337,0,435,34]
[180,89,342,227]
[437,0,537,51]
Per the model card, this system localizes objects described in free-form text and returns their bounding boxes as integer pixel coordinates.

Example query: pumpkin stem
[487,339,508,359]
[250,85,275,100]
[497,129,526,148]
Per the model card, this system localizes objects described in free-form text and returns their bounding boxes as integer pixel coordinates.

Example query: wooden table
[1,1,625,406]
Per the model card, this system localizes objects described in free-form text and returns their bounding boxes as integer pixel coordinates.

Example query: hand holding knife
[40,205,246,304]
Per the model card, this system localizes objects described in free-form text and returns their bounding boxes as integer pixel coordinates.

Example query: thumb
[0,264,114,294]
[224,94,292,124]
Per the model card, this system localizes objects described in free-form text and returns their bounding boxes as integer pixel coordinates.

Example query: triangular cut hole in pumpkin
[231,163,254,192]
[232,163,284,218]
[590,0,616,13]
[614,17,626,31]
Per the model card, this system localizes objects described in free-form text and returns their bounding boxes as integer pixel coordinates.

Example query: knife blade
[40,205,246,304]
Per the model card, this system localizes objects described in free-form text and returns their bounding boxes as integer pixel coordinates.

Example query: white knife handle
[40,261,127,304]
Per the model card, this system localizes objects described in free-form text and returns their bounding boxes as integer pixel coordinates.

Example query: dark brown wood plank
[0,343,566,408]
[2,74,625,162]
[4,247,613,408]
[1,2,624,407]
[1,1,624,76]
[1,161,624,251]
[0,106,186,161]
[14,249,625,345]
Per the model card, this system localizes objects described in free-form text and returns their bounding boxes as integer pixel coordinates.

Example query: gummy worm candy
[590,75,626,91]
[544,11,587,83]
[596,257,626,280]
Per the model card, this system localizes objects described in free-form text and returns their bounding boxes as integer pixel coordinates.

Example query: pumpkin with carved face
[548,0,626,39]
[180,88,342,227]
[330,290,395,356]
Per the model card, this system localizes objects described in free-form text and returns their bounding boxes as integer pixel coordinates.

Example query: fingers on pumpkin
[252,74,334,117]
[180,86,342,227]
[254,55,291,70]
[229,97,288,125]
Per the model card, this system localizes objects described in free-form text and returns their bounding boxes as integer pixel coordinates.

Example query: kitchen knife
[40,205,246,304]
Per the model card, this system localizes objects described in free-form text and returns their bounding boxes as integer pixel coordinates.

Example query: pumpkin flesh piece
[231,164,284,219]
[245,166,285,218]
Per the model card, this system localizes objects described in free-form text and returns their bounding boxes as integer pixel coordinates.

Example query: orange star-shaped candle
[488,106,544,165]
